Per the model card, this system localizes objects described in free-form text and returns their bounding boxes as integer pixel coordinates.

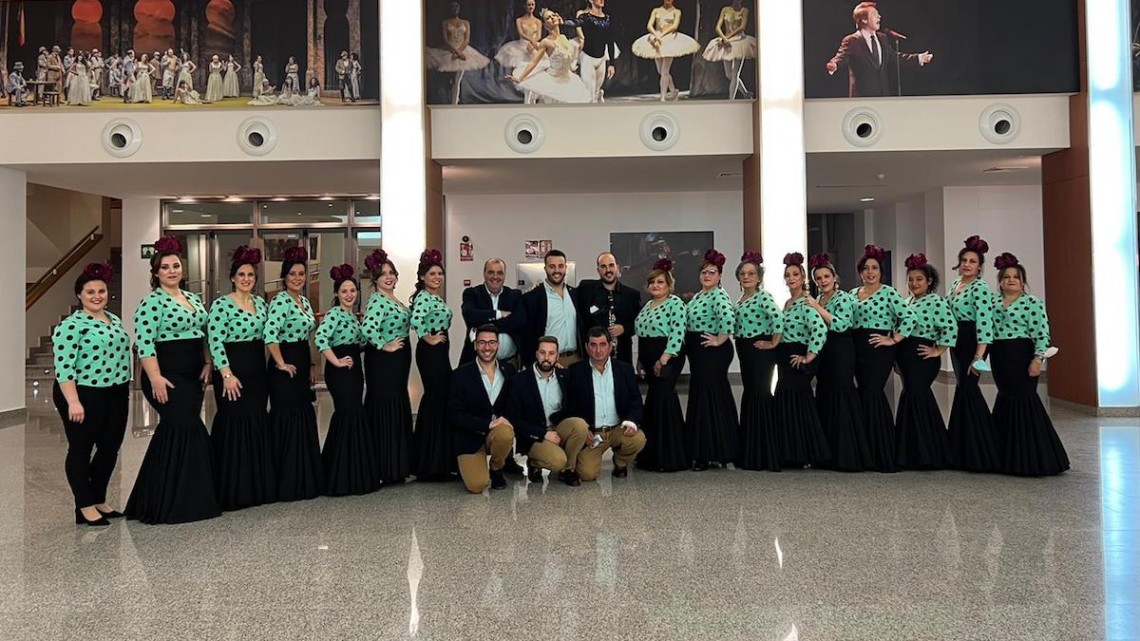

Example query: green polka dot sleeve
[906,294,958,347]
[635,295,686,356]
[52,311,133,387]
[781,298,828,354]
[132,289,208,359]
[315,307,364,351]
[410,290,452,336]
[822,290,854,333]
[734,290,783,338]
[849,285,914,336]
[994,294,1050,354]
[947,277,995,344]
[207,295,268,370]
[264,292,315,345]
[361,292,411,347]
[685,287,735,334]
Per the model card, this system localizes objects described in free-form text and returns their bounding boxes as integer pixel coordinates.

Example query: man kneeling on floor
[450,324,516,493]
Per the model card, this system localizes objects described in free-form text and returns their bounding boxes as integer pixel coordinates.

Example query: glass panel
[165,233,210,298]
[167,201,253,226]
[355,231,383,272]
[260,233,305,301]
[212,233,255,302]
[352,199,382,224]
[259,200,350,225]
[307,231,348,317]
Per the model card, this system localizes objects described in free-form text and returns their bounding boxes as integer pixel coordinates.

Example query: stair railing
[26,226,103,310]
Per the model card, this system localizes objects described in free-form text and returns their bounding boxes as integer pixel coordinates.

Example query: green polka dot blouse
[906,293,958,347]
[133,289,208,359]
[946,277,995,344]
[685,287,735,335]
[315,306,364,351]
[361,292,410,347]
[734,290,783,338]
[635,294,686,357]
[52,310,132,387]
[819,289,855,333]
[207,294,268,370]
[993,293,1050,355]
[410,290,452,336]
[264,291,315,345]
[849,285,915,335]
[781,296,828,354]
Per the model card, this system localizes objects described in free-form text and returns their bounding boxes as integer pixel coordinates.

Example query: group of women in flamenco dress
[430,0,756,104]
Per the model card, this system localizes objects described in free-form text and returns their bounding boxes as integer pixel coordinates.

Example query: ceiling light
[200,214,210,218]
[176,197,196,203]
[223,196,245,202]
[860,197,875,202]
[365,195,380,201]
[319,195,334,201]
[271,197,288,202]
[171,209,184,213]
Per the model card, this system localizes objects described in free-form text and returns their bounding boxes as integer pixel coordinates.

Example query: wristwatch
[223,373,233,379]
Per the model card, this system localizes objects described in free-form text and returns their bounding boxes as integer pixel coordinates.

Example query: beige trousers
[457,424,515,494]
[525,417,590,473]
[577,427,647,481]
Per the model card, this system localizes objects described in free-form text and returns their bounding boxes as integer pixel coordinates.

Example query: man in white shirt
[523,249,582,367]
[449,325,518,493]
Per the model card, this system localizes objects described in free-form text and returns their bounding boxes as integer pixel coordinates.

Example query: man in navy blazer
[449,324,517,493]
[505,335,592,486]
[562,327,646,481]
[522,249,585,367]
[459,258,526,365]
[825,2,932,97]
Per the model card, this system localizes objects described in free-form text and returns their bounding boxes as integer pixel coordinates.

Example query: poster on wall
[609,230,713,300]
[802,0,1079,99]
[524,239,552,259]
[424,0,757,105]
[0,0,378,110]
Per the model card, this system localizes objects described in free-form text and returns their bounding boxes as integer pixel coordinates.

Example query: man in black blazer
[825,2,932,97]
[505,335,592,486]
[459,258,527,366]
[449,324,516,493]
[562,327,646,481]
[576,252,643,365]
[522,249,584,367]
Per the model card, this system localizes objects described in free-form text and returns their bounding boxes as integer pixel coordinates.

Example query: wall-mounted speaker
[100,119,143,158]
[639,111,680,151]
[237,117,279,156]
[504,114,546,154]
[841,108,882,147]
[979,104,1021,144]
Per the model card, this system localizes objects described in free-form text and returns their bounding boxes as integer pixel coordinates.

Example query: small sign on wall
[459,236,474,262]
[525,239,552,260]
[140,244,156,259]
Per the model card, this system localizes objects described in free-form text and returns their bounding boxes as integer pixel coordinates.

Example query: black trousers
[53,382,130,509]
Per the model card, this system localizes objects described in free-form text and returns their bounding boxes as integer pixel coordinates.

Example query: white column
[0,168,27,413]
[120,198,162,337]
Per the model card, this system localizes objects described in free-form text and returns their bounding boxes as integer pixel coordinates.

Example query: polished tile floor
[2,381,1137,641]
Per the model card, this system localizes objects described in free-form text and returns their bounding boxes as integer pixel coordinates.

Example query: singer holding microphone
[825,2,932,97]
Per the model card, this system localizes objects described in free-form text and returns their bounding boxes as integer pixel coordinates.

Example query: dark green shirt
[849,285,914,335]
[906,294,957,346]
[207,295,268,370]
[781,297,828,354]
[410,290,452,335]
[946,277,995,344]
[734,290,783,338]
[316,306,364,351]
[685,288,735,334]
[52,311,132,387]
[265,292,315,344]
[993,294,1050,354]
[361,292,410,347]
[133,289,208,359]
[635,295,686,356]
[819,289,854,333]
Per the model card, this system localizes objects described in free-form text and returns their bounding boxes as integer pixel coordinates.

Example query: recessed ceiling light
[319,195,334,201]
[860,197,875,202]
[176,197,196,203]
[200,214,210,218]
[223,196,245,202]
[171,209,184,213]
[365,195,380,201]
[271,197,288,202]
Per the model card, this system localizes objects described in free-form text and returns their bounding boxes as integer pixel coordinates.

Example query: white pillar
[0,168,27,413]
[120,198,162,337]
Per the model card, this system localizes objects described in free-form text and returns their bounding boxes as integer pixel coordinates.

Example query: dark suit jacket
[828,31,922,97]
[562,359,644,430]
[505,366,570,449]
[459,284,526,364]
[448,360,516,455]
[521,282,584,365]
[576,279,643,365]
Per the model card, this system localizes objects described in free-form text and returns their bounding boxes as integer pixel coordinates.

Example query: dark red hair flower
[231,245,262,267]
[964,235,990,254]
[904,253,929,270]
[153,235,183,255]
[652,258,674,273]
[702,248,726,269]
[993,252,1020,270]
[419,248,443,269]
[364,249,389,274]
[740,251,763,265]
[282,246,308,264]
[83,262,114,281]
[861,244,887,263]
[809,252,832,269]
[330,264,355,282]
[783,252,805,267]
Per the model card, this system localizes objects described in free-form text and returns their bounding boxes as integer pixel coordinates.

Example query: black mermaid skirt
[990,339,1070,476]
[852,328,899,473]
[774,342,831,467]
[636,337,688,472]
[267,340,324,501]
[894,337,955,470]
[683,333,739,466]
[126,338,222,524]
[210,340,276,511]
[815,331,871,472]
[323,344,381,496]
[365,344,414,484]
[412,338,456,480]
[736,335,781,471]
[947,322,1000,472]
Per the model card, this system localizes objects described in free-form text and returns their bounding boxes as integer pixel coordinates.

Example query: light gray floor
[2,381,1137,641]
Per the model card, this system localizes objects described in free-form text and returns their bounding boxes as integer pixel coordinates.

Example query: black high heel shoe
[96,507,124,519]
[75,508,111,527]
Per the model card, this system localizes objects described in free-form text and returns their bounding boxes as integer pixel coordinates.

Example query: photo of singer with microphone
[825,2,932,97]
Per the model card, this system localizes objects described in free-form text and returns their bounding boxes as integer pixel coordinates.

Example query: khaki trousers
[525,417,590,473]
[577,427,647,482]
[457,424,515,494]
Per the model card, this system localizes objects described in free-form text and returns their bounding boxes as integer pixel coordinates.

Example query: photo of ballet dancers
[425,0,757,105]
[802,0,1079,99]
[0,0,378,110]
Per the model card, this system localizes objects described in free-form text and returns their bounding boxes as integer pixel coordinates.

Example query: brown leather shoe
[612,465,628,479]
[558,470,582,486]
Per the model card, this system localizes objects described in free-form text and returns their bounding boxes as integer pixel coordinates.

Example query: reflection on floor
[2,381,1136,641]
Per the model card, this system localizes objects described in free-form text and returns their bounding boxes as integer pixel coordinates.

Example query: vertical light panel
[380,0,427,303]
[757,0,807,303]
[1086,0,1140,407]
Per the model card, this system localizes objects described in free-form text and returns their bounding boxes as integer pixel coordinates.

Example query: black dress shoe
[527,466,544,483]
[612,465,629,479]
[692,461,709,472]
[558,470,582,487]
[96,508,124,519]
[490,469,507,490]
[75,508,110,527]
[502,457,525,475]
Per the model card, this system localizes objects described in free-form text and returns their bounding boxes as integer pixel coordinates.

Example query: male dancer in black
[564,0,618,103]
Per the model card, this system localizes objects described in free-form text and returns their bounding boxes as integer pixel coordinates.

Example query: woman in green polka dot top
[125,236,221,525]
[409,248,456,480]
[265,245,324,500]
[52,263,131,527]
[733,251,783,471]
[207,245,275,511]
[989,253,1068,476]
[361,249,414,484]
[633,259,688,472]
[895,254,956,470]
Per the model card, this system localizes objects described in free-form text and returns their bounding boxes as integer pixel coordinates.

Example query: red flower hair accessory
[964,235,990,254]
[330,264,355,282]
[740,251,763,265]
[904,253,928,270]
[282,246,308,264]
[364,249,389,274]
[993,252,1020,270]
[231,245,262,267]
[809,252,832,269]
[652,258,674,272]
[418,248,443,269]
[861,244,887,264]
[82,262,114,281]
[783,252,805,267]
[702,249,726,269]
[153,235,183,255]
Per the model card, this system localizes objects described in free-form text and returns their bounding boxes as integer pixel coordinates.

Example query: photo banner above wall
[425,0,757,105]
[0,0,378,110]
[802,0,1080,99]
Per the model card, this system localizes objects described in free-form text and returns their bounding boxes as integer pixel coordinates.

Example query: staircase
[26,247,123,388]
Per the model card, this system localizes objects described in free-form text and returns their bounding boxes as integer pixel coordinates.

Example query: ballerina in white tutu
[633,0,701,101]
[426,1,490,104]
[507,9,592,104]
[496,0,543,104]
[701,0,756,99]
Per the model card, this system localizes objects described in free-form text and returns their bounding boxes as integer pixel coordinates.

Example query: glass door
[211,232,256,303]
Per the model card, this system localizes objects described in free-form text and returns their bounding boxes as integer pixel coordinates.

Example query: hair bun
[282,246,308,264]
[809,252,832,269]
[231,245,262,267]
[652,258,674,273]
[418,248,443,269]
[993,252,1020,270]
[153,235,183,255]
[740,251,763,265]
[703,248,726,268]
[364,249,389,274]
[783,252,805,267]
[904,253,928,270]
[330,264,355,282]
[861,244,887,263]
[964,235,990,254]
[82,262,114,281]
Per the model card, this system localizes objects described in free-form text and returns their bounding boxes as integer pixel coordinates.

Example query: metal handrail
[25,226,103,310]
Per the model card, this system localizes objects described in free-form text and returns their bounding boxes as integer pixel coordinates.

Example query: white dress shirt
[544,282,578,354]
[591,359,619,428]
[479,361,505,406]
[534,365,563,428]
